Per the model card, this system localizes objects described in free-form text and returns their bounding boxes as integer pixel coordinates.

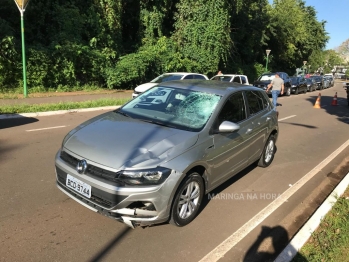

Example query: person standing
[266,72,284,111]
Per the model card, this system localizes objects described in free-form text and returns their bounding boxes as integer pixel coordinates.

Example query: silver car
[55,80,279,228]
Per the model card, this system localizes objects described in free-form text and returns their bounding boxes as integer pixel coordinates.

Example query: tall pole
[265,49,271,73]
[20,10,28,97]
[14,0,30,98]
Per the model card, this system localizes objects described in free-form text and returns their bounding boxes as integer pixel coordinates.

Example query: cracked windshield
[121,86,221,131]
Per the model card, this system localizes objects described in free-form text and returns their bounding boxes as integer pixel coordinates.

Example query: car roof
[158,79,259,96]
[162,72,206,76]
[212,74,246,77]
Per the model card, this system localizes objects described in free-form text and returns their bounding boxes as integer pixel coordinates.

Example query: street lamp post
[265,49,271,73]
[303,61,307,76]
[13,0,30,98]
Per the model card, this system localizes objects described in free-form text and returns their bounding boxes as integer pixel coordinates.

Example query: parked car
[290,76,307,94]
[55,80,279,228]
[306,78,317,92]
[310,75,323,90]
[210,74,250,85]
[322,77,330,89]
[253,72,292,96]
[132,72,209,98]
[323,76,334,87]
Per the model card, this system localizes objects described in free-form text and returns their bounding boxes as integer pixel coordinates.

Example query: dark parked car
[55,80,279,228]
[306,78,317,92]
[290,76,307,94]
[253,72,292,96]
[310,75,323,90]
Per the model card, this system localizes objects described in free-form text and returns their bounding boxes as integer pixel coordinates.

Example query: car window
[151,74,184,83]
[256,91,270,110]
[183,75,194,80]
[241,76,247,84]
[122,86,221,132]
[232,76,241,83]
[211,76,233,82]
[193,75,206,80]
[214,92,246,129]
[245,90,265,116]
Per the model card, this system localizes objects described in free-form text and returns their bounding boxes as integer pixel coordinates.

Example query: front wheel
[170,172,204,227]
[285,87,291,96]
[258,134,276,168]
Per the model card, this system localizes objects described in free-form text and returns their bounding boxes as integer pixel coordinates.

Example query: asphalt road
[1,82,349,262]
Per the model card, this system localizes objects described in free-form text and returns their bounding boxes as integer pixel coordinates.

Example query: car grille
[56,166,127,208]
[60,150,117,181]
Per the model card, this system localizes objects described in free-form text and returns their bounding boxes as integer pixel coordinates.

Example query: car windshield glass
[211,76,233,82]
[119,86,221,132]
[258,74,275,81]
[151,74,184,83]
[290,77,298,84]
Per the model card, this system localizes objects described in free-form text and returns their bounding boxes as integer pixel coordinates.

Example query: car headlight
[292,85,296,87]
[115,167,172,185]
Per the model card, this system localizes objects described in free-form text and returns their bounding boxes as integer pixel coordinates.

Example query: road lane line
[199,139,349,262]
[278,115,296,121]
[26,125,67,132]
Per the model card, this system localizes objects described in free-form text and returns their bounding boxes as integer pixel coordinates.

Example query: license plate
[66,174,91,198]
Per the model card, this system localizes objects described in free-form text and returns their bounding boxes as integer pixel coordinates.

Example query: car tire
[257,134,276,168]
[286,87,291,96]
[295,88,298,95]
[170,172,204,227]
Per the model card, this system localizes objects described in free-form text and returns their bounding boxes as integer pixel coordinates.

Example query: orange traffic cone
[331,92,338,106]
[313,93,321,108]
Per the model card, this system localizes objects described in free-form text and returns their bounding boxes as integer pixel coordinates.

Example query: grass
[292,187,349,262]
[0,86,127,99]
[0,98,131,114]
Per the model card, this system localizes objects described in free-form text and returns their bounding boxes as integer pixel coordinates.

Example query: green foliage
[293,192,349,262]
[172,0,231,74]
[0,0,332,92]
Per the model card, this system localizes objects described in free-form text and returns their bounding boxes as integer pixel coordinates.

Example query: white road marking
[278,115,296,121]
[26,125,67,132]
[199,139,349,262]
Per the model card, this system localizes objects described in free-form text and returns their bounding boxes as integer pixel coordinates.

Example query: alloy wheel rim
[177,181,200,219]
[265,140,274,163]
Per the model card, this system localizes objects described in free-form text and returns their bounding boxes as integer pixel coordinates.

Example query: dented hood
[63,112,199,169]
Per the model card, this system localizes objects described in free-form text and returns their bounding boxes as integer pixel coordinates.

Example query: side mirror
[218,121,240,133]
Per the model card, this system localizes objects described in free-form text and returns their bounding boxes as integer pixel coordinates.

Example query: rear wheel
[295,88,299,95]
[258,134,276,167]
[170,172,204,227]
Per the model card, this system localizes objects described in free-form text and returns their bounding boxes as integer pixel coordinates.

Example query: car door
[244,90,272,164]
[207,92,250,187]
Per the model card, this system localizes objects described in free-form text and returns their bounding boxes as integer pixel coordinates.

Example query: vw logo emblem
[76,159,88,174]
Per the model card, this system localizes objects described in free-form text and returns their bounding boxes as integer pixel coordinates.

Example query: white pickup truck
[210,74,250,85]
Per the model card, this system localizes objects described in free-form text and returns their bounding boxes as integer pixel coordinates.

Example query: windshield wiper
[140,118,175,128]
[116,111,130,118]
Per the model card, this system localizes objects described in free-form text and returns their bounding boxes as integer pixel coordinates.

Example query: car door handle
[266,117,271,121]
[246,128,253,134]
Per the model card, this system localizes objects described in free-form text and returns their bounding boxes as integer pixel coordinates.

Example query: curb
[0,105,121,120]
[275,171,349,262]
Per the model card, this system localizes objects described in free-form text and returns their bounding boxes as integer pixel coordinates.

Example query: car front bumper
[55,151,176,228]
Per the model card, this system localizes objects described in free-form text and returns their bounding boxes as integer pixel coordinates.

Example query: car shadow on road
[0,116,38,129]
[306,94,349,125]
